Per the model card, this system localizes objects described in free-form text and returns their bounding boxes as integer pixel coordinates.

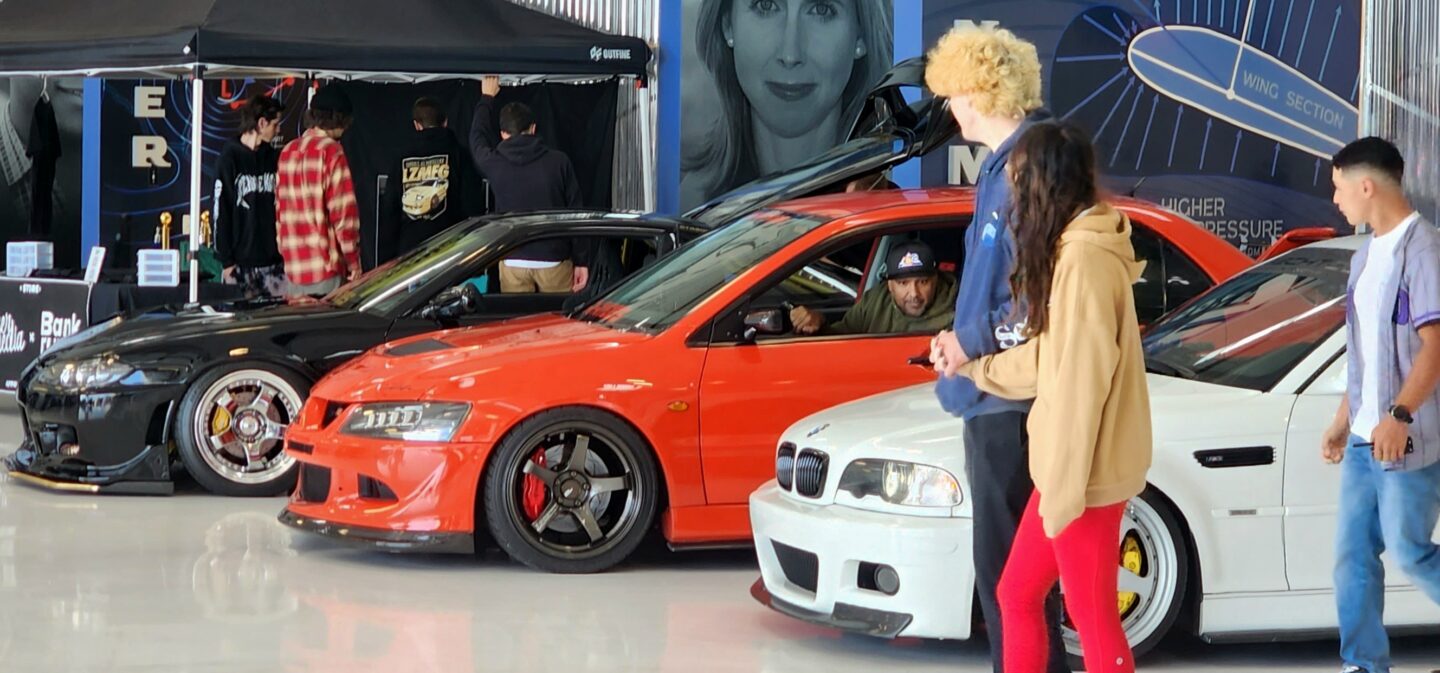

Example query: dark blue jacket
[936,112,1051,419]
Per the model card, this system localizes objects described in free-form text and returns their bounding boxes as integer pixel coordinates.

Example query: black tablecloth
[88,282,245,322]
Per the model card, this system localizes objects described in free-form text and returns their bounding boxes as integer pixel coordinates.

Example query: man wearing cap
[276,83,362,298]
[790,241,957,336]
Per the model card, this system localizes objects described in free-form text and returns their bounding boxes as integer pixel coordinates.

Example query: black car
[5,59,955,497]
[7,212,705,495]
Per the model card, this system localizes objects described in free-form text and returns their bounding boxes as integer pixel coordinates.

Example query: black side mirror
[741,308,787,344]
[421,284,482,321]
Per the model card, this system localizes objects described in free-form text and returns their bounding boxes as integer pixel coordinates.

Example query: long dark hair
[1008,121,1100,337]
[685,0,894,202]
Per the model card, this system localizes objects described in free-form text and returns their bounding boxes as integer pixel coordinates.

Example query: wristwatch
[1388,404,1414,424]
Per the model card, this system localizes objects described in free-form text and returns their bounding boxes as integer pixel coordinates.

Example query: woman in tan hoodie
[933,120,1152,673]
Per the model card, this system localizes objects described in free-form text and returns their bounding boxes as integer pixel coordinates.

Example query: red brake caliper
[522,448,548,521]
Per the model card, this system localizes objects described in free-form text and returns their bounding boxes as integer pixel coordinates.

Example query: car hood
[38,300,358,363]
[774,373,1259,512]
[313,314,653,402]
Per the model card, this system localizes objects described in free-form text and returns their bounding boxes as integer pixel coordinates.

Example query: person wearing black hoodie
[213,94,287,298]
[381,97,472,264]
[470,76,588,294]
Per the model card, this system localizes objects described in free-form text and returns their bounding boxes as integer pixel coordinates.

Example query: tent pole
[188,72,203,303]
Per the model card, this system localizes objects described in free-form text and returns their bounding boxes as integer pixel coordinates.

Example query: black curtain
[336,79,618,270]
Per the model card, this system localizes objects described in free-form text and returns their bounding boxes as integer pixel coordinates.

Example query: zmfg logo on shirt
[401,155,451,221]
[590,46,633,62]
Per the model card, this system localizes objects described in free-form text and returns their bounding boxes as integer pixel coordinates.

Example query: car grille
[775,443,796,490]
[793,449,828,498]
[772,541,819,593]
[298,464,331,503]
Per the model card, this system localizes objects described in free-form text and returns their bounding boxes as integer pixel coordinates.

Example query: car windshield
[326,221,502,314]
[1142,246,1350,392]
[578,208,830,333]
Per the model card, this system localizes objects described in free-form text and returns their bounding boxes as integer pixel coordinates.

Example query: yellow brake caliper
[211,406,232,436]
[1117,534,1143,616]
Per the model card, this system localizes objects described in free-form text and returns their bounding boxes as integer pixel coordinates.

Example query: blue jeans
[1335,436,1440,673]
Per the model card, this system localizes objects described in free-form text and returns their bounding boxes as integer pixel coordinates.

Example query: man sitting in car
[790,241,958,335]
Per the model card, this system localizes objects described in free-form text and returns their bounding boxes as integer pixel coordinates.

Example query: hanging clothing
[25,95,61,237]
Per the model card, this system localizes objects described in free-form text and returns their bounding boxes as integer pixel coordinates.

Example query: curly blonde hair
[925,26,1043,119]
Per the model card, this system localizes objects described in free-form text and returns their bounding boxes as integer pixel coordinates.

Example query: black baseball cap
[311,84,352,115]
[882,241,938,280]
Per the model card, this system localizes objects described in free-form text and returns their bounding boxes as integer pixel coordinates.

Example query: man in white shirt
[1320,137,1440,673]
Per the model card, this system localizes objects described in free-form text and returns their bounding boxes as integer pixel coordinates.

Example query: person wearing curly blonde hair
[923,25,1067,673]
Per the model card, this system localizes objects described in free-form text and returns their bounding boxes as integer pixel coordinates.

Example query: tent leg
[188,75,203,303]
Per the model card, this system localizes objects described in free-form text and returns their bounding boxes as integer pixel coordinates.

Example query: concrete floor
[0,404,1437,672]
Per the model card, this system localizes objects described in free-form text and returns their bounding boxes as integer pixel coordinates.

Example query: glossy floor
[0,409,1437,672]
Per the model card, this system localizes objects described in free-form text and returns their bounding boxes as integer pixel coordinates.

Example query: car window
[755,239,868,308]
[723,222,962,342]
[1162,242,1211,312]
[462,234,663,295]
[1130,227,1166,324]
[327,222,503,315]
[1143,246,1350,392]
[579,209,830,333]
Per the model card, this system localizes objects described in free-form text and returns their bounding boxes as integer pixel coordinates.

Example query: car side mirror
[421,284,481,321]
[741,308,787,344]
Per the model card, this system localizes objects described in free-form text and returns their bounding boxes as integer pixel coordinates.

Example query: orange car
[280,188,1250,573]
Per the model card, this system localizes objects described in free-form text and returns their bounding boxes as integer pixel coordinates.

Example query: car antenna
[1126,176,1148,198]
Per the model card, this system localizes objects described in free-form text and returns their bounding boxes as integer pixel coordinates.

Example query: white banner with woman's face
[680,0,895,211]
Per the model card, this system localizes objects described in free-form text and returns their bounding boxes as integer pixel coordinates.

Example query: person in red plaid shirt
[276,84,361,298]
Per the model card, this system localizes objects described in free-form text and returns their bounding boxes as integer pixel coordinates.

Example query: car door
[695,220,959,505]
[1283,345,1440,591]
[1283,347,1354,590]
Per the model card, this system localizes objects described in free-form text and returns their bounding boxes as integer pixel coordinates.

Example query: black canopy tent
[0,0,650,298]
[0,0,650,79]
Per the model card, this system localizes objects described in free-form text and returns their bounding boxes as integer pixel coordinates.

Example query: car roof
[1306,234,1366,251]
[767,187,1253,282]
[769,187,1229,225]
[449,210,709,238]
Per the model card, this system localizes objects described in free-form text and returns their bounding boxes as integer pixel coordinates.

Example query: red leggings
[998,491,1133,673]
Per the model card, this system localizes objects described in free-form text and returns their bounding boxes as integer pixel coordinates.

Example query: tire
[483,407,659,574]
[1061,487,1190,667]
[174,363,309,497]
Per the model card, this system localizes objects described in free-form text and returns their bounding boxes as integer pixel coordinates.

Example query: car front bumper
[7,374,179,494]
[280,418,489,552]
[748,482,975,640]
[278,509,474,554]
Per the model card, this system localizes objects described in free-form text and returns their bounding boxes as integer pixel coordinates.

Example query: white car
[750,236,1440,659]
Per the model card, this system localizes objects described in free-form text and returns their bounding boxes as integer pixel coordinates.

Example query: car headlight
[35,356,136,390]
[340,402,470,442]
[837,459,962,508]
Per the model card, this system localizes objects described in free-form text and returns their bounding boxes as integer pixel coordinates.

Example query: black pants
[964,411,1071,673]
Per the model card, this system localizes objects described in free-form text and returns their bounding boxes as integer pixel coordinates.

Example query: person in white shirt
[1320,136,1440,673]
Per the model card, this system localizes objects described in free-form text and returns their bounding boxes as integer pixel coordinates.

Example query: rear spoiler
[1256,227,1340,261]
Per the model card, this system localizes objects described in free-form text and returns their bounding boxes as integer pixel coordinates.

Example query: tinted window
[1131,227,1166,324]
[1162,243,1212,311]
[327,223,501,314]
[580,209,829,333]
[1143,247,1350,391]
